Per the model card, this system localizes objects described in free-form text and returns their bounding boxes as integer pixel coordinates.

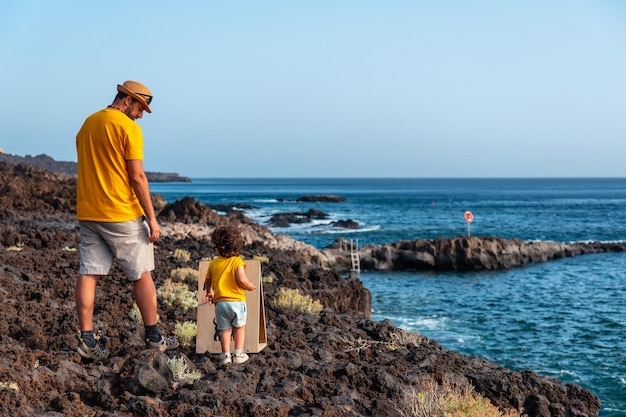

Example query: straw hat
[117,80,153,113]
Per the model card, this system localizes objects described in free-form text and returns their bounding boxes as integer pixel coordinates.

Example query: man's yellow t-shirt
[207,256,247,303]
[76,108,145,222]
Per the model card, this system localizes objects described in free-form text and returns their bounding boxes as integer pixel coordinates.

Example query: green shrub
[157,279,198,310]
[173,321,197,347]
[170,267,198,283]
[274,288,323,315]
[167,356,201,389]
[173,248,191,262]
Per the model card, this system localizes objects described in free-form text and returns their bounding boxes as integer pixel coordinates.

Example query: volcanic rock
[0,161,602,417]
[267,208,328,227]
[323,236,626,272]
[296,195,347,202]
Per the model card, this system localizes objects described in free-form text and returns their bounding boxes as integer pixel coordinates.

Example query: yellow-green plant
[167,356,201,389]
[253,255,269,263]
[157,279,198,310]
[7,242,24,252]
[173,321,197,347]
[274,288,323,315]
[262,276,274,284]
[129,303,159,325]
[173,248,191,262]
[0,381,19,391]
[397,380,524,417]
[170,267,198,283]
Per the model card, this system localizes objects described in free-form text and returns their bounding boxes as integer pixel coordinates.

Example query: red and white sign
[464,211,474,223]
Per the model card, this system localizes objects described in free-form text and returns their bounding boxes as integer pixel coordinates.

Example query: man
[75,80,178,360]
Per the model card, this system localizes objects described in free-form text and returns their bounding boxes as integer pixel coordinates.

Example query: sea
[151,178,626,416]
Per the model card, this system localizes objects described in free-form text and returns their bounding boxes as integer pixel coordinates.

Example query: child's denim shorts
[215,301,247,330]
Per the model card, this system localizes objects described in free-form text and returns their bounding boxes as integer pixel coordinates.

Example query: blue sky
[2,1,626,178]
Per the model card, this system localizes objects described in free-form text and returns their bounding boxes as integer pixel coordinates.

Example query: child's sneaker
[77,339,109,361]
[233,352,249,364]
[219,353,232,367]
[146,334,179,352]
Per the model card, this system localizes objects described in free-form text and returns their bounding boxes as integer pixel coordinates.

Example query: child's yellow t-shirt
[206,256,247,303]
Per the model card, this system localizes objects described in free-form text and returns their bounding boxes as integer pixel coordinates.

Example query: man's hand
[146,217,160,243]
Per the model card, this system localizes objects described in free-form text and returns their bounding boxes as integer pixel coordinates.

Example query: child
[204,226,257,366]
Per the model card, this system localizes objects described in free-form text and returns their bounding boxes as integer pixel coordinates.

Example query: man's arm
[127,159,160,243]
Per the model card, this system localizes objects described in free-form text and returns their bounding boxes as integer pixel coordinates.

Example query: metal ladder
[350,239,360,274]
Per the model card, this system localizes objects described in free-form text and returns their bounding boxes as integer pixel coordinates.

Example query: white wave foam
[400,316,449,331]
[251,198,282,203]
[309,225,381,235]
[558,369,578,378]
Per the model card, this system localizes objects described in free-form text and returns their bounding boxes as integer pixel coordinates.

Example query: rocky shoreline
[322,237,626,272]
[0,161,602,416]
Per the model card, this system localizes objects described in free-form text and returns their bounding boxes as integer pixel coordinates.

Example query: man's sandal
[77,339,109,360]
[146,334,179,352]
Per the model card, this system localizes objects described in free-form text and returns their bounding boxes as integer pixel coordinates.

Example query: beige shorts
[78,217,154,281]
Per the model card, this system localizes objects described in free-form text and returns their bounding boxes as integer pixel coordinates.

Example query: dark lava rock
[267,209,329,227]
[330,219,359,229]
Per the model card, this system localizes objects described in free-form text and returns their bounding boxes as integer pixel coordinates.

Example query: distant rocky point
[0,152,191,182]
[297,195,347,202]
[322,236,626,273]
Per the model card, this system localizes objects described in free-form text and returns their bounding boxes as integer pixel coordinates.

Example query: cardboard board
[196,259,267,354]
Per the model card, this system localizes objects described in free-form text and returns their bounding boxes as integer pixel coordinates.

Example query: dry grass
[398,379,525,417]
[343,329,423,353]
[388,328,424,350]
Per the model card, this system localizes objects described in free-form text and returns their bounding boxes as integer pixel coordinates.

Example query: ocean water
[151,178,626,416]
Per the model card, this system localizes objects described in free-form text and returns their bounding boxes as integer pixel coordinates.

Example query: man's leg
[133,271,158,326]
[75,273,110,359]
[76,274,98,331]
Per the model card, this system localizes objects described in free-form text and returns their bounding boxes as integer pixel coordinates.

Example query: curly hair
[210,226,243,257]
